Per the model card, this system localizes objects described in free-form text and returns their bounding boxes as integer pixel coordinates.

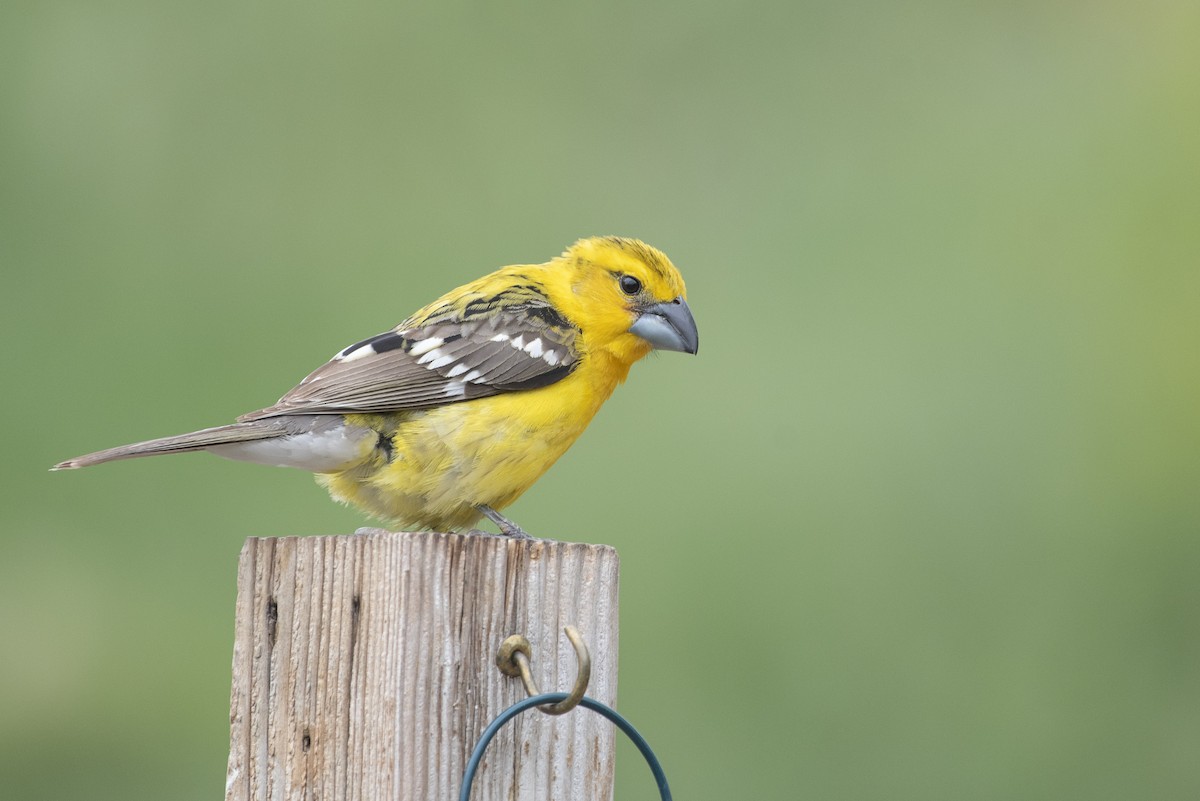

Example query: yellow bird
[53,236,698,536]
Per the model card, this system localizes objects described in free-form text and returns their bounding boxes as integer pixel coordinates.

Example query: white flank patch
[442,381,467,397]
[209,428,371,472]
[407,336,444,356]
[446,363,469,377]
[524,338,544,358]
[336,343,376,362]
[417,347,445,365]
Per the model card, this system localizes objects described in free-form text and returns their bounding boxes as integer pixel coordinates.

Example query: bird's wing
[238,295,580,420]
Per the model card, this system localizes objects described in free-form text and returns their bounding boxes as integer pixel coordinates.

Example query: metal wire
[458,692,671,801]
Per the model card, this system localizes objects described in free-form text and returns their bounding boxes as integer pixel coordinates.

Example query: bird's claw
[476,505,533,539]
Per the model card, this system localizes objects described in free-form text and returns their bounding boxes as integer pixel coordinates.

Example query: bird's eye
[619,275,642,295]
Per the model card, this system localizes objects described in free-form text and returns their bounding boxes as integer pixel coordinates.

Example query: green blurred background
[3,1,1198,798]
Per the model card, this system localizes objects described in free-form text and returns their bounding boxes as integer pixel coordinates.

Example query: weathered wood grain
[225,529,619,801]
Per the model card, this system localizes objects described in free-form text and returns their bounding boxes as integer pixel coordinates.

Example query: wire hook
[495,625,591,715]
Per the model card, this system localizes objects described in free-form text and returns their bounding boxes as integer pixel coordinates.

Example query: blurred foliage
[2,1,1198,799]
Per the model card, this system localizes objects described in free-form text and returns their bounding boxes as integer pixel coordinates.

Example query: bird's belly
[319,383,605,531]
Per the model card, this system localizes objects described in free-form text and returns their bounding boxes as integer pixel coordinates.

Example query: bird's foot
[476,505,533,539]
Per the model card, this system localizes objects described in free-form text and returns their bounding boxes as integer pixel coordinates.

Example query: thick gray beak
[628,297,699,354]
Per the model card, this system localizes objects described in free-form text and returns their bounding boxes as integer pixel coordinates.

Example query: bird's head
[546,236,698,366]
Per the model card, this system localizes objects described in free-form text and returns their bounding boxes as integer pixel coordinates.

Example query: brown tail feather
[51,421,290,470]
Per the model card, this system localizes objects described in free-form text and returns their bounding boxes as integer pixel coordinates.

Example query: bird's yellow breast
[318,351,633,531]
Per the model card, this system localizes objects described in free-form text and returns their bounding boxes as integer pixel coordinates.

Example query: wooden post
[224,529,620,801]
